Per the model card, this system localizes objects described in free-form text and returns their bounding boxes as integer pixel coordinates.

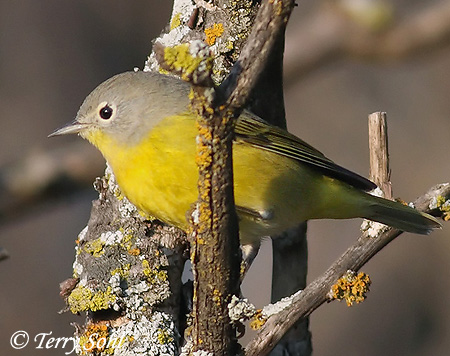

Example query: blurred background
[0,1,449,355]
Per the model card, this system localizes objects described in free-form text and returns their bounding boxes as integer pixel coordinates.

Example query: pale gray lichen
[78,226,89,242]
[145,0,257,84]
[442,200,450,211]
[108,274,122,302]
[100,230,125,246]
[262,289,302,318]
[228,295,257,322]
[104,165,138,217]
[171,0,197,25]
[429,196,438,209]
[73,259,84,277]
[361,219,389,237]
[114,313,177,356]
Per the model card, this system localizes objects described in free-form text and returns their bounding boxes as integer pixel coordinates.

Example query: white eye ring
[96,101,116,124]
[98,101,114,120]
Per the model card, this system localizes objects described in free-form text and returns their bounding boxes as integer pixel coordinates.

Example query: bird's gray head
[50,71,190,146]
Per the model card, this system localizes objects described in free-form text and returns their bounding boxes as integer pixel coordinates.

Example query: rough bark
[189,86,241,355]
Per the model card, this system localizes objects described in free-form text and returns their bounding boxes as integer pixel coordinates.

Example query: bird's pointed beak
[48,121,87,137]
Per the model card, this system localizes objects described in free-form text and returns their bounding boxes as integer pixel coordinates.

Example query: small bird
[50,71,440,246]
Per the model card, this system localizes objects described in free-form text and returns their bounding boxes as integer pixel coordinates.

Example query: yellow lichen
[188,89,195,101]
[120,232,134,251]
[111,264,130,278]
[197,202,212,234]
[194,116,216,235]
[163,44,212,82]
[170,13,182,30]
[272,0,284,16]
[436,195,447,207]
[83,238,105,257]
[196,236,205,245]
[142,260,168,284]
[226,40,234,50]
[212,289,222,306]
[157,328,174,344]
[435,195,450,221]
[113,186,125,200]
[330,271,371,306]
[158,67,170,75]
[205,23,224,46]
[68,286,117,314]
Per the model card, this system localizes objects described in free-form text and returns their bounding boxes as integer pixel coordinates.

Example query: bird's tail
[362,194,441,235]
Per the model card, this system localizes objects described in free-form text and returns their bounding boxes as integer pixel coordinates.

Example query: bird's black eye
[99,105,113,120]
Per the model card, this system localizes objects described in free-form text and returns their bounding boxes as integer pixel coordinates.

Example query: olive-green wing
[235,113,376,191]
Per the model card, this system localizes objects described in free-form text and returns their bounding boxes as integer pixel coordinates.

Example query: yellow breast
[86,114,198,229]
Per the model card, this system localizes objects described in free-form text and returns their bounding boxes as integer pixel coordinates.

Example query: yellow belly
[87,114,350,245]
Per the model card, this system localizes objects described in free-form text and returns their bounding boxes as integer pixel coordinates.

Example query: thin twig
[368,112,392,199]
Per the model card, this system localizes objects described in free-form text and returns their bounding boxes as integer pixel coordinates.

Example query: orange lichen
[249,310,266,330]
[205,23,224,45]
[79,323,109,354]
[127,248,141,256]
[330,271,371,306]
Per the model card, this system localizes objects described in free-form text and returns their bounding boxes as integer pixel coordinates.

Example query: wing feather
[235,113,376,191]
